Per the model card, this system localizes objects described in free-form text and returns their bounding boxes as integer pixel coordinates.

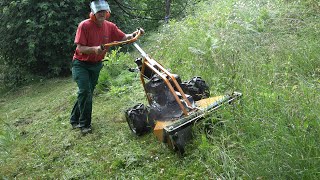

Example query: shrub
[0,0,89,87]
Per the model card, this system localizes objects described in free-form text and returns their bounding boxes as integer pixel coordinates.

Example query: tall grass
[0,0,319,179]
[140,0,320,178]
[0,119,16,165]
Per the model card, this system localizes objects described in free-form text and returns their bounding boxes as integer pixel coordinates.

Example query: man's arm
[76,44,105,55]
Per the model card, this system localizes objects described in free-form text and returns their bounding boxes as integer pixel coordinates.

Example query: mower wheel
[169,126,193,156]
[182,76,210,101]
[125,103,152,136]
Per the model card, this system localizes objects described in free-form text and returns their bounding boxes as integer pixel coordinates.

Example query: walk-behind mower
[103,29,242,154]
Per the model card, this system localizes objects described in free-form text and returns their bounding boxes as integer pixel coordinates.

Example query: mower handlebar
[101,28,143,48]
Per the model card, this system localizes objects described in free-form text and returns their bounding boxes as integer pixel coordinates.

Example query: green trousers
[70,59,103,128]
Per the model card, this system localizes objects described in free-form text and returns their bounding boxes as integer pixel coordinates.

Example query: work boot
[81,127,92,135]
[71,124,81,129]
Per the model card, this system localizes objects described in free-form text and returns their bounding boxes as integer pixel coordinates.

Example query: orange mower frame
[103,29,242,154]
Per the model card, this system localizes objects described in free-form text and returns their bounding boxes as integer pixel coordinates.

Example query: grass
[1,0,320,179]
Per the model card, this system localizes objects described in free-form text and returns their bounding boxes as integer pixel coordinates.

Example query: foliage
[0,0,190,88]
[95,47,136,94]
[1,0,320,179]
[108,0,190,33]
[0,0,89,87]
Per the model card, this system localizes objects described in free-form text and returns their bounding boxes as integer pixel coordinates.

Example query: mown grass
[1,0,320,179]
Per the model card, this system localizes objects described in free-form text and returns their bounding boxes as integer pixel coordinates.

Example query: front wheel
[125,103,152,136]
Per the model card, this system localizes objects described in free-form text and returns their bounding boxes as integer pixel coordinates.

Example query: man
[70,0,142,135]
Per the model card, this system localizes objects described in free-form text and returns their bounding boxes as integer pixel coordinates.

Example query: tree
[165,0,171,23]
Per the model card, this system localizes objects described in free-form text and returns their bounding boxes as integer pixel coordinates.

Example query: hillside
[1,0,320,179]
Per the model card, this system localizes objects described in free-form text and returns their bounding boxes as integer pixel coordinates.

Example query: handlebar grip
[103,28,142,47]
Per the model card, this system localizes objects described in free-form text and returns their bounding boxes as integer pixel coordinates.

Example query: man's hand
[137,28,145,35]
[134,28,144,37]
[93,46,105,55]
[122,28,145,41]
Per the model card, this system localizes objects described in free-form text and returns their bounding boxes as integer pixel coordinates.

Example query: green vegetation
[1,0,319,179]
[0,0,186,87]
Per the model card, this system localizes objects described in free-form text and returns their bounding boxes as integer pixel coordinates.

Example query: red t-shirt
[73,19,126,63]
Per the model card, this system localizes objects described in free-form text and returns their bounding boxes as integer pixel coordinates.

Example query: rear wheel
[182,76,210,101]
[125,103,152,136]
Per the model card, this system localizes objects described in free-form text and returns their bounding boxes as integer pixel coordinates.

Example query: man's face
[95,10,107,23]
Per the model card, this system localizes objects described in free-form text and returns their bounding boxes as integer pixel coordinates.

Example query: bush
[0,0,89,87]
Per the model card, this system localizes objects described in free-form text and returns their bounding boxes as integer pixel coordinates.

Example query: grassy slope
[1,0,320,179]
